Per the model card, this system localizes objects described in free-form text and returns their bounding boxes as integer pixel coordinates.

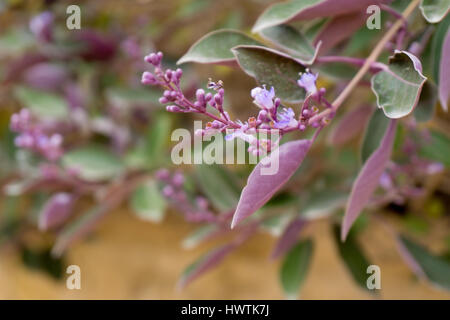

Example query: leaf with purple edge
[271,217,307,259]
[342,120,397,241]
[371,51,427,119]
[438,28,450,111]
[231,139,312,229]
[178,243,236,288]
[360,108,390,163]
[252,0,392,33]
[232,45,307,102]
[177,29,261,66]
[38,193,76,231]
[397,235,450,290]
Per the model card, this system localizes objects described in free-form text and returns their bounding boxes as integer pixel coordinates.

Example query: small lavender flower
[273,108,298,129]
[297,71,318,95]
[251,86,276,110]
[29,11,54,42]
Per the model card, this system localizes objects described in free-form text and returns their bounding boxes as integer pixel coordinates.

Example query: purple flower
[251,86,276,110]
[29,11,54,42]
[225,128,256,144]
[297,72,318,95]
[274,108,298,129]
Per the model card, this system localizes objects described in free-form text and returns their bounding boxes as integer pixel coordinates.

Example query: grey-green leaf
[232,45,306,102]
[196,164,240,211]
[259,24,318,65]
[371,51,427,119]
[413,81,437,122]
[177,29,260,65]
[280,238,314,299]
[360,108,390,163]
[61,146,124,182]
[333,225,373,292]
[301,191,347,220]
[130,181,167,223]
[398,235,450,290]
[14,86,68,120]
[419,130,450,167]
[420,0,450,23]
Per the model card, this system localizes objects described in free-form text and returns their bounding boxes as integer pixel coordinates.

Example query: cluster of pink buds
[10,109,64,161]
[142,52,328,155]
[155,169,216,223]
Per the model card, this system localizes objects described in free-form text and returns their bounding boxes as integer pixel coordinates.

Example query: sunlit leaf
[259,25,318,64]
[419,0,450,23]
[177,29,260,65]
[371,51,427,119]
[196,164,240,211]
[14,86,68,120]
[232,45,307,102]
[130,180,166,223]
[61,146,124,182]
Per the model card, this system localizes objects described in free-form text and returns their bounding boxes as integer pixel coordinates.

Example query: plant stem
[308,0,421,125]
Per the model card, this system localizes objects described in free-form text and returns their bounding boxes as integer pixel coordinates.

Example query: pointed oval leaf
[420,0,450,23]
[280,238,314,299]
[360,108,390,163]
[252,0,391,32]
[231,139,312,229]
[177,29,260,65]
[272,218,307,259]
[13,86,68,120]
[259,25,318,64]
[38,193,76,231]
[328,105,372,146]
[439,28,450,111]
[333,225,373,292]
[342,120,397,241]
[232,45,307,102]
[130,180,167,223]
[61,146,124,182]
[179,243,236,288]
[371,51,427,119]
[397,235,450,290]
[196,164,240,211]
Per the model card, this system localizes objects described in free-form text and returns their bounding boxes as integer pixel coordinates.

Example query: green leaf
[259,25,318,64]
[371,51,427,119]
[431,14,450,83]
[14,86,68,120]
[61,146,124,182]
[52,205,107,257]
[399,235,450,290]
[301,190,347,220]
[196,164,240,211]
[146,112,172,166]
[130,181,167,223]
[232,45,306,102]
[177,29,260,65]
[280,238,314,299]
[419,130,450,167]
[106,87,161,107]
[21,247,65,279]
[182,225,219,249]
[333,225,373,292]
[360,108,390,163]
[0,29,33,56]
[413,81,437,122]
[420,0,450,23]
